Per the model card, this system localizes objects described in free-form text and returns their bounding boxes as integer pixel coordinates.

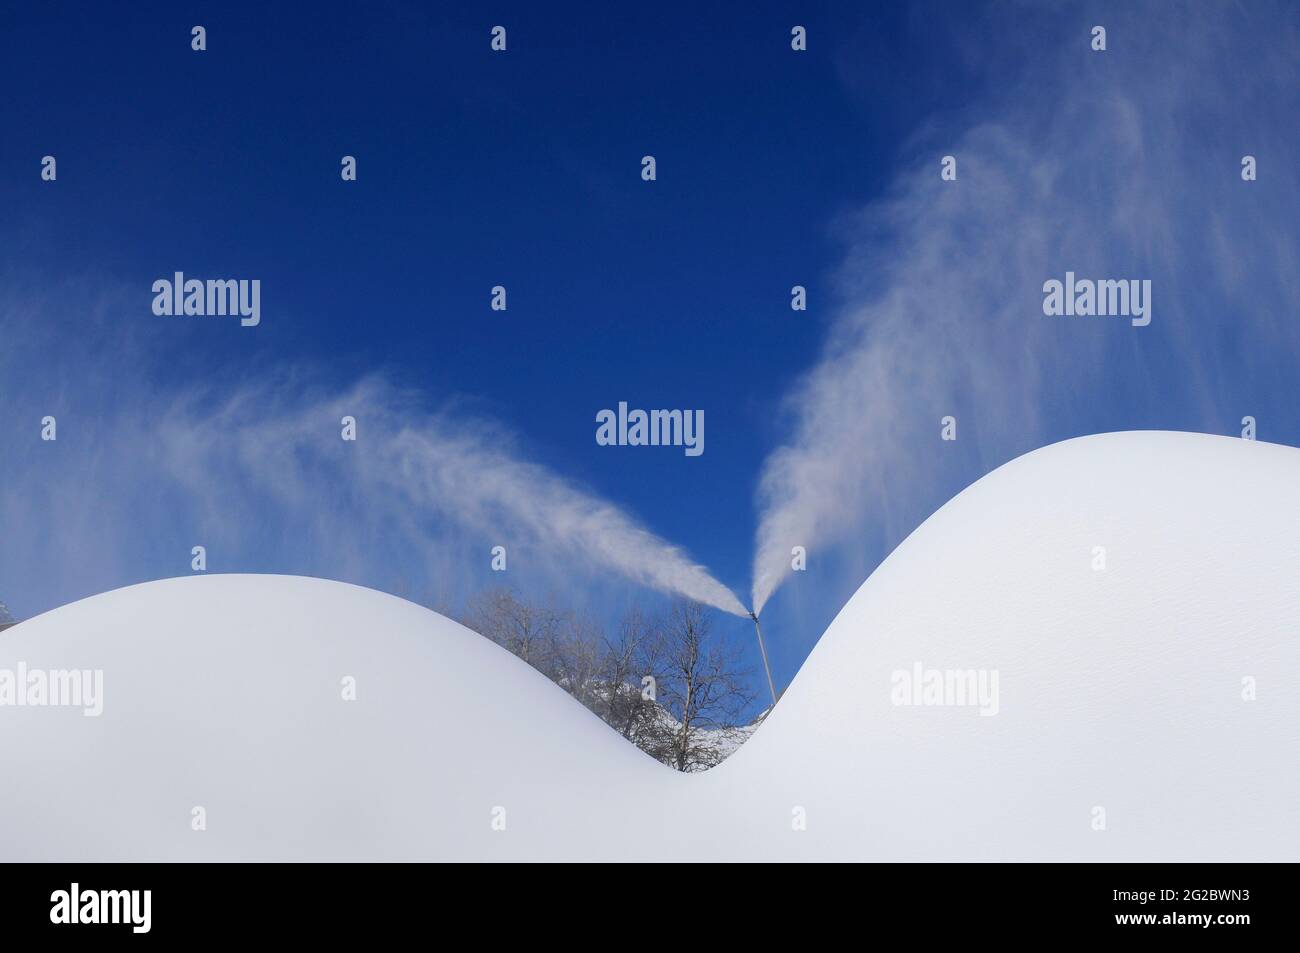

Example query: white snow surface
[2,431,1297,860]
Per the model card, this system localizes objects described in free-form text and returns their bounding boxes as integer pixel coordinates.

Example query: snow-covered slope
[2,431,1296,860]
[692,431,1300,860]
[0,575,666,861]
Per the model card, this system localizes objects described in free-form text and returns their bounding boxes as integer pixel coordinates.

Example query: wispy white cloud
[154,376,748,615]
[752,2,1300,612]
[0,298,745,618]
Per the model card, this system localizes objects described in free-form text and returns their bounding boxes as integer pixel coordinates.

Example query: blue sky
[1,2,1297,699]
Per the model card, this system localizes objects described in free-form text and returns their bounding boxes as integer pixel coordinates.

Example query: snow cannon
[750,611,779,708]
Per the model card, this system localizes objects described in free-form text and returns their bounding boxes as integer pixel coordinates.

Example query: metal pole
[750,612,779,709]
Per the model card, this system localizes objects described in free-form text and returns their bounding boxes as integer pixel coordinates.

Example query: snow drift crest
[3,432,1297,861]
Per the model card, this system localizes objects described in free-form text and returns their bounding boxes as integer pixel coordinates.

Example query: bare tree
[548,611,604,711]
[463,589,562,673]
[596,607,664,752]
[459,590,756,771]
[641,601,755,772]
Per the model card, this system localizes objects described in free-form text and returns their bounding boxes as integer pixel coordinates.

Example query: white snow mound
[1,431,1296,860]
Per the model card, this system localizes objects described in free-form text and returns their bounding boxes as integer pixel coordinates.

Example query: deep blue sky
[2,2,1296,695]
[12,8,835,550]
[0,6,941,605]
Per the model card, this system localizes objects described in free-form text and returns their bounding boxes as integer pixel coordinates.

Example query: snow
[2,431,1296,860]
